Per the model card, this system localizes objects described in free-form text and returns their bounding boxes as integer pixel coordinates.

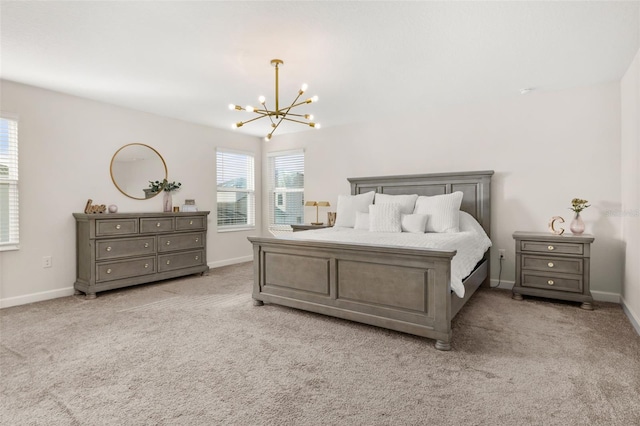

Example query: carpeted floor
[1,262,639,425]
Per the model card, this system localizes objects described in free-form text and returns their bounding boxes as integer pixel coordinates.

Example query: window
[267,150,304,233]
[216,149,255,230]
[0,116,19,250]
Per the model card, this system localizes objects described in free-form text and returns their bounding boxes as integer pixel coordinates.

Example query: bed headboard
[348,170,494,237]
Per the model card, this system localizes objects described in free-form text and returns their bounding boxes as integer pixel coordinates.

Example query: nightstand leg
[253,299,264,306]
[435,340,451,351]
[580,301,594,310]
[512,292,523,301]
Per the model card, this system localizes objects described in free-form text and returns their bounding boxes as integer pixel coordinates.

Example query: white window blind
[216,149,255,230]
[267,150,304,234]
[0,116,19,250]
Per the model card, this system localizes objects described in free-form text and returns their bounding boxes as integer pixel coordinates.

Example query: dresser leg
[435,340,451,351]
[580,301,594,310]
[74,289,82,295]
[85,293,97,300]
[512,292,523,301]
[253,299,264,306]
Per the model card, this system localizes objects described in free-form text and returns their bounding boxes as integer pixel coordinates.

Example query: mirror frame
[110,143,168,200]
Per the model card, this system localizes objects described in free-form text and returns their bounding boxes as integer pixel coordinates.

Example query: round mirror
[110,143,168,200]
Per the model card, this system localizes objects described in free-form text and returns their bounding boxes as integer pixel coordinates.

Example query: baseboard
[0,287,75,309]
[489,279,621,303]
[621,296,640,336]
[208,255,253,269]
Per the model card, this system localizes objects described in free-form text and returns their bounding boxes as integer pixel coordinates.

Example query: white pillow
[369,203,402,233]
[413,191,464,233]
[374,193,418,215]
[334,191,375,228]
[354,212,370,230]
[401,214,428,233]
[459,210,487,236]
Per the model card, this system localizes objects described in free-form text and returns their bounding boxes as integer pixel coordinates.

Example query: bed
[248,170,493,350]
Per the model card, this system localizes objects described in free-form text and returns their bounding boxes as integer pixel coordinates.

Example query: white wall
[621,47,640,330]
[264,82,624,299]
[0,80,261,307]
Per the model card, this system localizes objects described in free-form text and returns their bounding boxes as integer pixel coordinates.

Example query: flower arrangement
[149,179,182,193]
[570,198,590,214]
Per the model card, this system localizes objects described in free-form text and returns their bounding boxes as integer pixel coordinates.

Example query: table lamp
[305,201,331,225]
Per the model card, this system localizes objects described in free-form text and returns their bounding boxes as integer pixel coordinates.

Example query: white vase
[570,212,585,234]
[163,191,173,212]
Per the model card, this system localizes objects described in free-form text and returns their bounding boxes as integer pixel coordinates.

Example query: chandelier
[229,59,320,141]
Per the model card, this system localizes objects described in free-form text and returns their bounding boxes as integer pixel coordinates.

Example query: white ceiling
[1,1,639,138]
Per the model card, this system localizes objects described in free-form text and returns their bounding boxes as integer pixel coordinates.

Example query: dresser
[512,231,594,310]
[74,211,209,298]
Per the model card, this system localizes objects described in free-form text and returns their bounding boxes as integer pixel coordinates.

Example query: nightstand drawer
[520,241,584,255]
[522,255,583,274]
[521,272,582,293]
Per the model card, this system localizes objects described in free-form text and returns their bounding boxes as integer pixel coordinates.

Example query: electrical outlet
[42,256,52,268]
[498,249,506,259]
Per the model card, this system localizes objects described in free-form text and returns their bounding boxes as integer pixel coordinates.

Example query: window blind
[216,149,255,229]
[267,150,304,234]
[0,117,19,249]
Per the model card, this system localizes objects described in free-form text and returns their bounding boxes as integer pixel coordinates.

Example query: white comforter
[280,226,492,298]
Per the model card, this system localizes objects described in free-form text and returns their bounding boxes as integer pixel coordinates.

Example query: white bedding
[280,213,492,298]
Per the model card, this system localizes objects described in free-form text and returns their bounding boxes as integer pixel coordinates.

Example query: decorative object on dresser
[512,231,594,310]
[547,216,565,235]
[73,211,209,299]
[84,199,106,214]
[149,179,182,213]
[569,198,590,235]
[108,204,118,213]
[290,224,333,232]
[305,201,331,225]
[182,199,198,212]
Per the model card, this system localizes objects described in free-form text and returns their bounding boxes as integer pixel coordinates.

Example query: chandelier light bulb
[311,95,319,103]
[246,106,255,113]
[304,114,314,120]
[228,104,235,110]
[258,96,266,104]
[265,134,272,141]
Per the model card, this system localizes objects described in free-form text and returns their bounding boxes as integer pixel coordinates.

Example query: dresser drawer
[96,237,156,260]
[521,272,582,293]
[521,255,583,275]
[96,256,156,282]
[157,232,205,252]
[158,250,205,272]
[140,217,175,233]
[96,219,138,236]
[520,240,583,255]
[176,216,206,231]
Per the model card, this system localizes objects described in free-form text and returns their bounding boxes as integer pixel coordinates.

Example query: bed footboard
[249,236,457,349]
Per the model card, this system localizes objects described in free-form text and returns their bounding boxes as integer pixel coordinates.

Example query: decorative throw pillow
[413,191,463,233]
[401,214,428,233]
[333,191,375,228]
[369,203,402,233]
[374,193,418,215]
[354,211,370,230]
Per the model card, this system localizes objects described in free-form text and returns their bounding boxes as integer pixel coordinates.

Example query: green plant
[570,198,590,214]
[149,179,182,193]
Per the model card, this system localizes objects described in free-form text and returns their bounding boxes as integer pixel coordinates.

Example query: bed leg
[252,299,264,306]
[435,340,451,351]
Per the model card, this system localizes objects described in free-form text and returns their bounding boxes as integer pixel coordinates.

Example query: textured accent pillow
[374,193,418,215]
[413,191,464,233]
[369,203,402,233]
[401,214,428,233]
[354,211,370,230]
[333,191,375,228]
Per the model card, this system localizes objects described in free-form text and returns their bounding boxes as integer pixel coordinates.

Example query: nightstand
[291,224,333,232]
[512,231,595,310]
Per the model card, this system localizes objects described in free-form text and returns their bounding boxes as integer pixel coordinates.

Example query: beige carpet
[1,262,639,425]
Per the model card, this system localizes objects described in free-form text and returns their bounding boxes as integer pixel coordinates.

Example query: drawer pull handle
[548,245,554,251]
[166,241,171,246]
[548,280,554,285]
[106,268,112,274]
[144,263,149,268]
[195,256,199,260]
[115,224,121,230]
[156,222,161,227]
[548,262,554,268]
[144,243,149,248]
[195,238,199,242]
[166,260,171,265]
[189,220,194,225]
[106,246,112,252]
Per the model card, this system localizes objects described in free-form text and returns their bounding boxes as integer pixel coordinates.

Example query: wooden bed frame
[248,170,493,350]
